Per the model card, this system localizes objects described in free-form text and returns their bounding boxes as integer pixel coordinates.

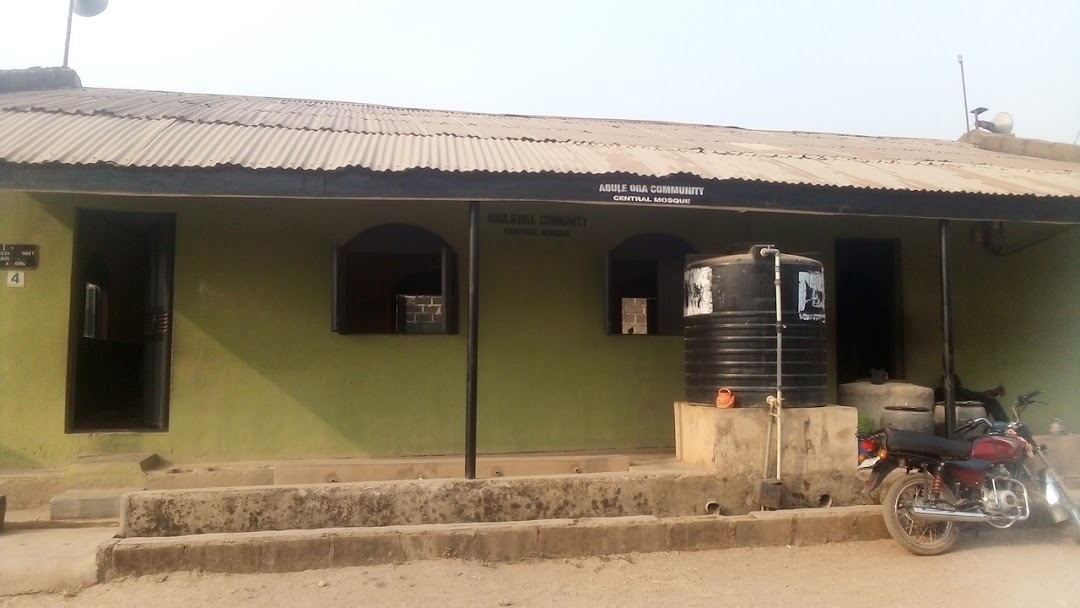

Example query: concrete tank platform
[674,403,861,509]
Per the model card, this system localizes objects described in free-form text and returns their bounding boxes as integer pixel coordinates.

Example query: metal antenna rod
[958,55,970,132]
[63,0,75,67]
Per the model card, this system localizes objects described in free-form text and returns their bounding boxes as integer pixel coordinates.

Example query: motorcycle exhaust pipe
[911,507,995,523]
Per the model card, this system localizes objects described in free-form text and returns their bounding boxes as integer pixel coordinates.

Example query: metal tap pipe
[760,247,782,480]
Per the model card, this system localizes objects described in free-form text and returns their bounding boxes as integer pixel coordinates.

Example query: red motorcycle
[865,390,1080,555]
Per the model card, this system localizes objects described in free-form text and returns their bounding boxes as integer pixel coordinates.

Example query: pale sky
[1,0,1078,143]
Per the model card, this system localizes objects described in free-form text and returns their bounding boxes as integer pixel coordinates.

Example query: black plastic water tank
[684,244,827,407]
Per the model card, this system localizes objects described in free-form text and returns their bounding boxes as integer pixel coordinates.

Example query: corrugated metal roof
[1,87,1079,197]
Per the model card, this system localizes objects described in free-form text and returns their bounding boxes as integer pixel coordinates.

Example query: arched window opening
[333,223,458,335]
[605,233,695,336]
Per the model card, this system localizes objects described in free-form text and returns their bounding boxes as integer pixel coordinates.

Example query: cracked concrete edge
[97,506,888,581]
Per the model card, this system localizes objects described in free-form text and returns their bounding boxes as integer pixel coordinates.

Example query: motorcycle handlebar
[955,417,994,435]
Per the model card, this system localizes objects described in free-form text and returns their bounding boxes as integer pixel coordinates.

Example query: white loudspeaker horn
[73,0,108,18]
[987,112,1014,135]
[973,108,1014,135]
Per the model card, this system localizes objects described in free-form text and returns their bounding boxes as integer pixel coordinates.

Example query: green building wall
[0,191,1076,468]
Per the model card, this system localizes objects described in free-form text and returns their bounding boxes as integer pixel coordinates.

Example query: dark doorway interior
[69,210,174,432]
[835,239,904,384]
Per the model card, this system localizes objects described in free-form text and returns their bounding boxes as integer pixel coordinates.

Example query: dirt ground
[3,527,1078,608]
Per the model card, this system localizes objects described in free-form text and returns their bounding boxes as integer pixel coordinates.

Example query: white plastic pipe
[760,247,783,481]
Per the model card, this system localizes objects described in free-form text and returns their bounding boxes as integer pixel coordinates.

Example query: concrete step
[98,506,890,580]
[50,488,140,521]
[272,454,631,485]
[0,454,650,512]
[118,472,743,538]
[5,508,118,530]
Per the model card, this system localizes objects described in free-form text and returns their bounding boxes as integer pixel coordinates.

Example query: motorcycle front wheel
[1050,479,1080,543]
[883,472,961,556]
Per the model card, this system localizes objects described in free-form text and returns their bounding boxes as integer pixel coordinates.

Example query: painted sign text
[597,183,706,205]
[0,244,38,269]
[486,213,588,238]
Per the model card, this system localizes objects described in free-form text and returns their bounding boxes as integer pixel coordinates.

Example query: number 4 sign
[6,271,25,288]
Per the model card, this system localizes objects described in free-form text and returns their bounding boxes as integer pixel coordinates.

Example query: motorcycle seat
[886,428,971,459]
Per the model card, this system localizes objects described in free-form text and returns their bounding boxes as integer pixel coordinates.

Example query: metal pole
[465,202,480,479]
[940,220,957,438]
[958,55,970,133]
[63,0,75,67]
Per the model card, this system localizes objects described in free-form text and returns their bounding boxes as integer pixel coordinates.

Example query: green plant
[857,415,876,436]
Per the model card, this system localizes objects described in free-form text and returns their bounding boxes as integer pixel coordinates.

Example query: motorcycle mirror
[1018,390,1041,404]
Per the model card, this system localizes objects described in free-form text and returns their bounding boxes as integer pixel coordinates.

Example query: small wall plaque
[0,245,38,269]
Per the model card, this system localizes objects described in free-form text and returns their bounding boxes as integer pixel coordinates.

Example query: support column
[465,202,480,478]
[940,219,957,438]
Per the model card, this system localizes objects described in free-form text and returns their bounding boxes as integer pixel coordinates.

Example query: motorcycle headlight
[1045,481,1062,506]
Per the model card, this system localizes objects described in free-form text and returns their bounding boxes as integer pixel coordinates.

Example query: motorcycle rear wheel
[883,473,961,556]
